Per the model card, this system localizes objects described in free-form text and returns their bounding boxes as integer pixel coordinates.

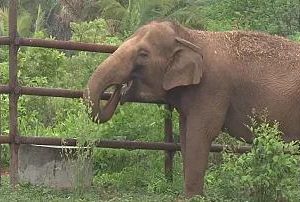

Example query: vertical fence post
[8,0,20,187]
[164,105,174,181]
[0,95,2,185]
[0,63,2,185]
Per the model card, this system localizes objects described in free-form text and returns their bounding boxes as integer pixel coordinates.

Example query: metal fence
[0,0,251,188]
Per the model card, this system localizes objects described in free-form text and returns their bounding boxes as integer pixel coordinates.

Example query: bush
[290,32,300,42]
[206,116,300,201]
[71,18,122,45]
[204,0,300,36]
[94,151,183,196]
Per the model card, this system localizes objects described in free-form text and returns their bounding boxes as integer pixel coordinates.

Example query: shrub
[290,32,300,42]
[206,116,300,201]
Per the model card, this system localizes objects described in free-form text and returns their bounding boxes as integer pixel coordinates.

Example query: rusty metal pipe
[210,144,251,153]
[8,0,19,187]
[1,37,118,53]
[0,94,2,184]
[17,136,180,151]
[0,85,10,94]
[18,38,118,53]
[1,85,166,104]
[15,136,251,153]
[0,135,253,153]
[0,37,10,45]
[20,87,83,98]
[0,136,11,144]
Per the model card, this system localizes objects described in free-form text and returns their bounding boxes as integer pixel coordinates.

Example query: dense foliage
[205,0,300,36]
[1,0,300,201]
[206,116,300,202]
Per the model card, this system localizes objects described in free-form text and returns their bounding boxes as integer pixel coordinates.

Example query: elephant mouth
[97,81,133,122]
[98,84,122,122]
[120,80,133,105]
[100,85,118,107]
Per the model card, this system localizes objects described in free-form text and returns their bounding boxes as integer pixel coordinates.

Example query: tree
[99,0,207,35]
[205,0,300,36]
[59,0,208,36]
[0,7,33,37]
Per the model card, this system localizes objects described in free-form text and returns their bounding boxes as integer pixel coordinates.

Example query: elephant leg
[184,123,211,197]
[179,113,187,179]
[184,99,228,197]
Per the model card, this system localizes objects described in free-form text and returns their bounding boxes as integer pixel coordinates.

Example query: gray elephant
[84,21,300,197]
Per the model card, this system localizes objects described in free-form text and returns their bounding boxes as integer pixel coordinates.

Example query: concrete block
[18,144,93,189]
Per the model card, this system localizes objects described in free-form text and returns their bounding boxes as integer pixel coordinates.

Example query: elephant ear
[163,37,204,91]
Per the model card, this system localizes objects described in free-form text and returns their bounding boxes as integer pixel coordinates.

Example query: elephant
[84,21,300,197]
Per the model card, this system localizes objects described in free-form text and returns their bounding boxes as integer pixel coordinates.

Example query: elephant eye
[135,49,149,67]
[138,50,149,58]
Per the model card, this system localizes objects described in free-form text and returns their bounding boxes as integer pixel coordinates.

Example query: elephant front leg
[184,108,227,197]
[184,124,212,197]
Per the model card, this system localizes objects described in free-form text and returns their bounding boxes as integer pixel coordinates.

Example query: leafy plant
[290,32,300,42]
[0,7,8,36]
[206,115,300,201]
[93,0,206,36]
[204,0,300,35]
[70,18,119,44]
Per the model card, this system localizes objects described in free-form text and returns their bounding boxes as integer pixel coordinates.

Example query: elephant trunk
[84,53,129,123]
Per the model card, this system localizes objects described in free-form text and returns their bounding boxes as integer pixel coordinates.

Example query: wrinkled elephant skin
[85,21,300,197]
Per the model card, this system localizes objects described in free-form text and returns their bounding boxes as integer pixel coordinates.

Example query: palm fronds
[0,7,8,36]
[0,7,33,37]
[97,0,206,35]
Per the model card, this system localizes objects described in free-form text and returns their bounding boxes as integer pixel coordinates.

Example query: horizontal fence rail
[0,135,251,153]
[0,136,10,144]
[0,85,10,94]
[0,37,118,53]
[0,85,83,98]
[0,85,165,103]
[0,37,9,45]
[20,86,83,98]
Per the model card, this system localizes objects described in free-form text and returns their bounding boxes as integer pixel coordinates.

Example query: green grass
[0,176,186,202]
[0,151,187,202]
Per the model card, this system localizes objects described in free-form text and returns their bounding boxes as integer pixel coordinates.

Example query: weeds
[205,116,300,202]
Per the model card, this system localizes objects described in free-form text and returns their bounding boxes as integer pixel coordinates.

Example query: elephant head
[84,21,204,123]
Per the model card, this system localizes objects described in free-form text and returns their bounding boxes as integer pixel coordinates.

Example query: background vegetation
[1,0,300,201]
